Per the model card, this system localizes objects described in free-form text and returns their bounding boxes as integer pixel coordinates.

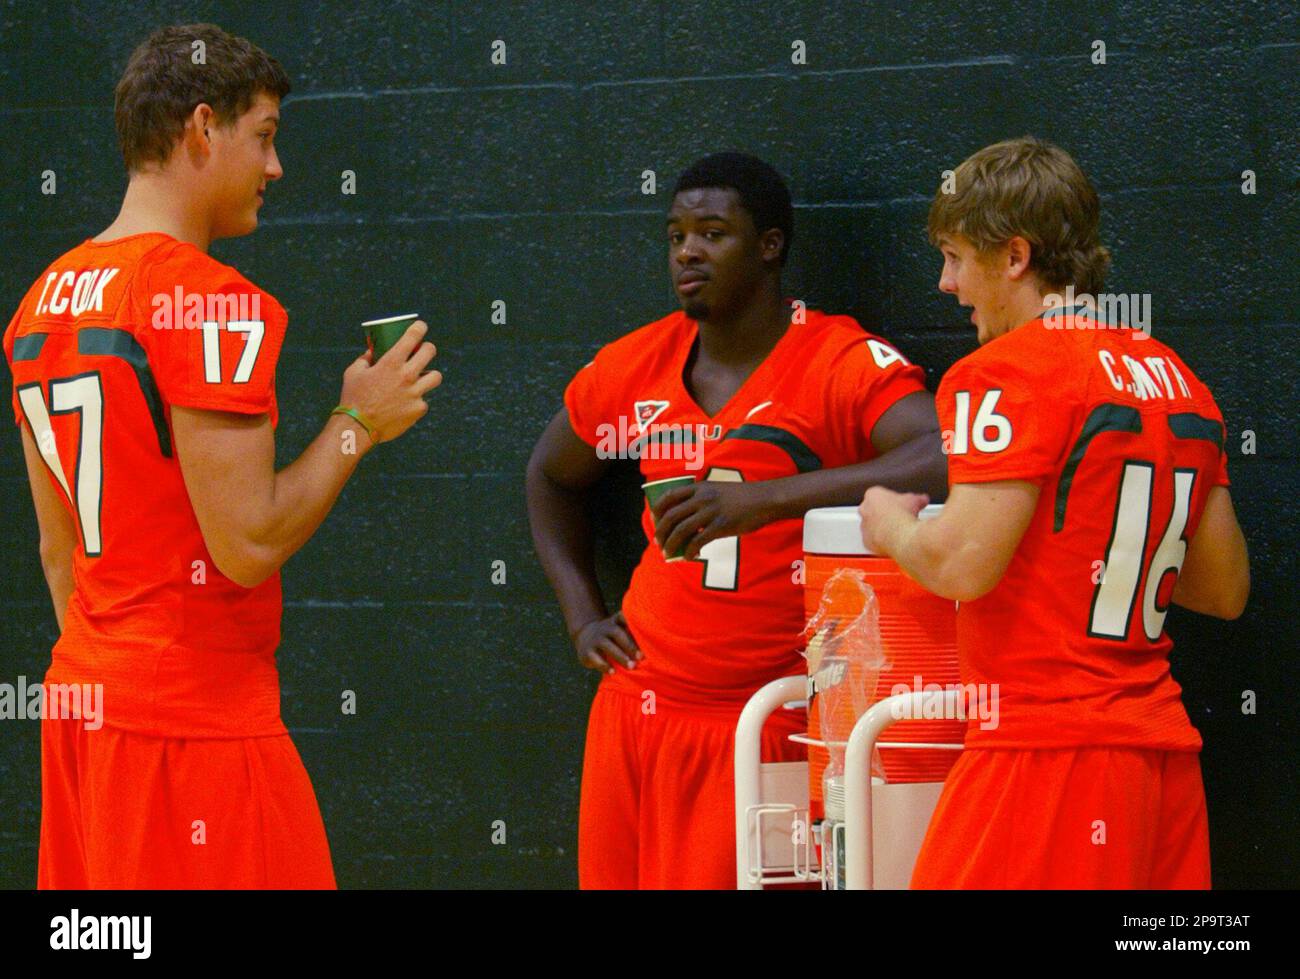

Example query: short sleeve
[1206,390,1227,486]
[140,254,287,425]
[1214,451,1230,487]
[821,332,925,462]
[1212,418,1231,487]
[937,349,1073,485]
[562,353,607,448]
[858,337,928,445]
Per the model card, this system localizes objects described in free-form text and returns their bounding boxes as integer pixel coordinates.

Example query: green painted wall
[1,1,1295,887]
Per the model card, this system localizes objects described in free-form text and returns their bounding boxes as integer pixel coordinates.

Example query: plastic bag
[802,567,889,784]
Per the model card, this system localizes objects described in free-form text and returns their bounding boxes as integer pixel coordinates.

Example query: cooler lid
[802,504,943,556]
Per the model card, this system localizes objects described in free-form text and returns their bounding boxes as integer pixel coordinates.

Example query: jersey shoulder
[136,240,287,352]
[940,317,1090,396]
[803,308,863,335]
[800,308,918,366]
[587,310,693,376]
[142,239,279,306]
[4,243,100,352]
[1076,324,1224,420]
[799,308,867,351]
[1134,334,1220,404]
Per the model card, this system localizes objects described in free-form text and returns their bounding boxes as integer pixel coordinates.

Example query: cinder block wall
[1,1,1295,887]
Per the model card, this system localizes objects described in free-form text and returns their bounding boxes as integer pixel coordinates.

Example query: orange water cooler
[802,505,964,824]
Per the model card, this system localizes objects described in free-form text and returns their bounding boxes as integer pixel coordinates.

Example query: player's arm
[19,421,78,631]
[858,479,1039,601]
[173,324,440,588]
[654,391,947,561]
[752,389,947,512]
[526,407,640,672]
[1171,486,1250,619]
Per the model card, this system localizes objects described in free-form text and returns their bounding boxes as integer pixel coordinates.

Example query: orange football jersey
[565,306,927,707]
[4,232,289,738]
[937,305,1230,750]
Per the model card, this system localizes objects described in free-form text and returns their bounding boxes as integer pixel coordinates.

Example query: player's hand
[858,486,929,556]
[338,320,443,443]
[573,611,642,674]
[652,480,774,562]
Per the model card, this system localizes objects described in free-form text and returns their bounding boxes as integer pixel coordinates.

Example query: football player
[858,137,1250,888]
[4,24,441,888]
[527,152,947,888]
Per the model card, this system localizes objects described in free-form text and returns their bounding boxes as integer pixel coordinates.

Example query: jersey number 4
[694,467,743,591]
[1089,461,1197,642]
[18,373,104,556]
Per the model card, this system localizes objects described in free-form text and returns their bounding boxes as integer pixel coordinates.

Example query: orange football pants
[910,747,1211,889]
[38,716,336,889]
[578,682,806,889]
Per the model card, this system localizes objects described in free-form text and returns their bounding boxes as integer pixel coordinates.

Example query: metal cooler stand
[735,678,965,890]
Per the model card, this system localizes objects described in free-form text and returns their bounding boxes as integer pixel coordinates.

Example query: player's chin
[681,297,710,321]
[218,213,259,238]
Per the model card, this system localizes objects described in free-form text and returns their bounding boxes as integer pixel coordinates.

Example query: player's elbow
[38,537,73,576]
[526,445,590,501]
[37,511,78,571]
[524,449,547,495]
[1224,544,1252,619]
[1216,567,1250,621]
[945,565,1001,604]
[1176,535,1251,620]
[946,545,1009,603]
[924,527,1003,602]
[210,541,278,590]
[1221,595,1248,622]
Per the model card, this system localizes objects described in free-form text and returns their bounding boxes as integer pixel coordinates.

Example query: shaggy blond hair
[929,137,1111,295]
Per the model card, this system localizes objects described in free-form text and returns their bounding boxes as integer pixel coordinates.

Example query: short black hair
[673,152,794,265]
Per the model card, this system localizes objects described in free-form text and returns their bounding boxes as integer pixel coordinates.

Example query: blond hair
[928,137,1111,295]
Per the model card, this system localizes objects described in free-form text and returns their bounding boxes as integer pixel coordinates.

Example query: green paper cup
[643,476,696,562]
[363,313,419,360]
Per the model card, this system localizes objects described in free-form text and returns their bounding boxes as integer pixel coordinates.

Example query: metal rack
[736,677,965,890]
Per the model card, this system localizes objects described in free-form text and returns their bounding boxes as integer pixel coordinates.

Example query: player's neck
[96,175,213,253]
[992,283,1056,340]
[695,287,790,369]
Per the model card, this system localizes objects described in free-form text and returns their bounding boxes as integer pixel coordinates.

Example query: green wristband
[331,405,379,444]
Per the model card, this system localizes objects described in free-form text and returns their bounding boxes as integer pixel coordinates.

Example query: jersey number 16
[1089,462,1197,643]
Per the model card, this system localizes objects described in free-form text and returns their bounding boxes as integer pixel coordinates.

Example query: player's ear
[186,103,216,154]
[1005,236,1034,280]
[760,227,785,266]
